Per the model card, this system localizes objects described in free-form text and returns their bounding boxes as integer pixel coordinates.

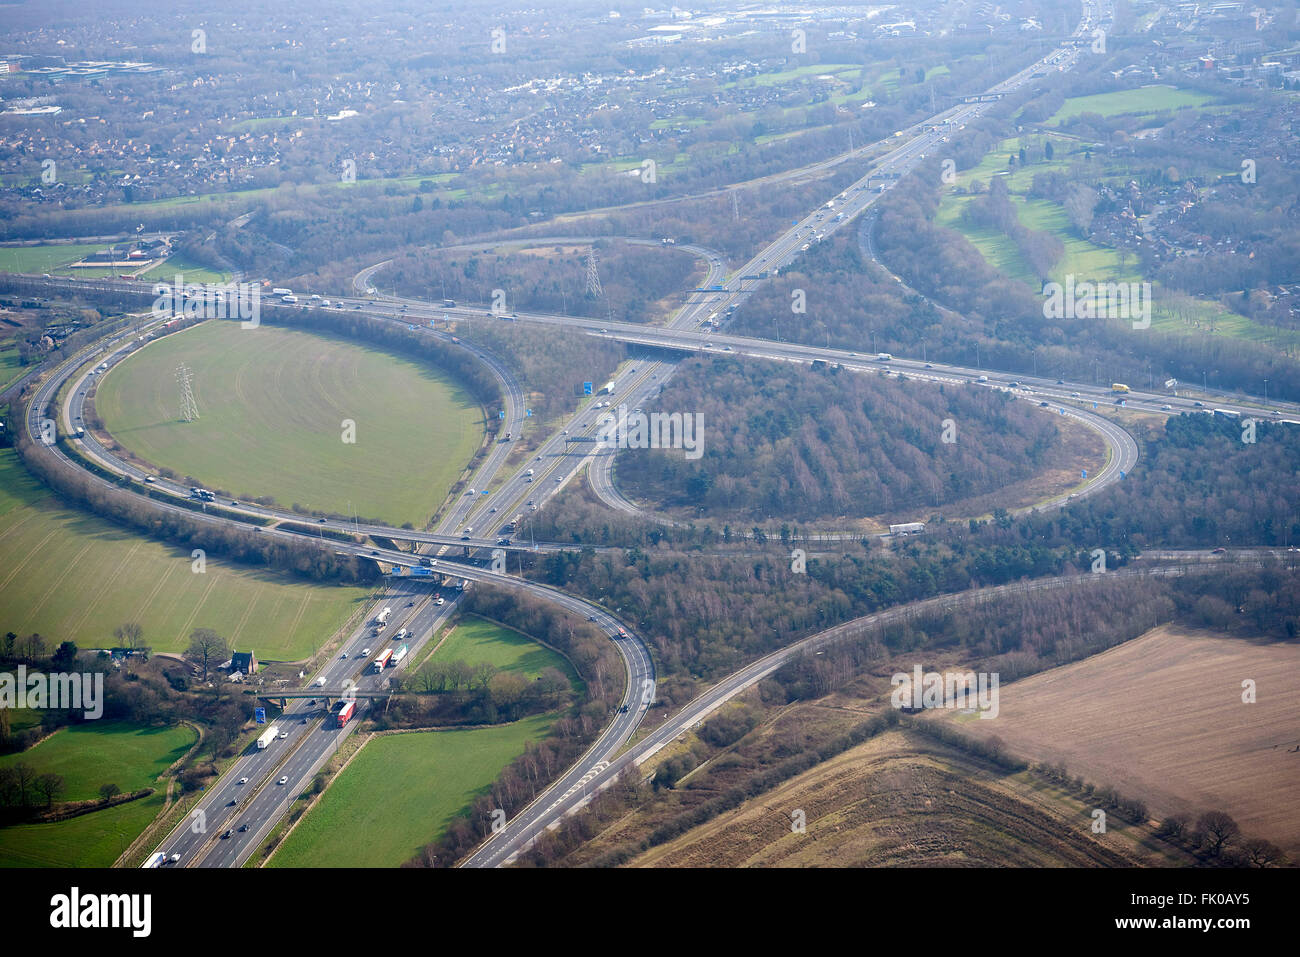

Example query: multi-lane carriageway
[19,0,1276,868]
[26,309,659,868]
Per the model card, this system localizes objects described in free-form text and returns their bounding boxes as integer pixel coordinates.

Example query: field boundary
[261,730,374,866]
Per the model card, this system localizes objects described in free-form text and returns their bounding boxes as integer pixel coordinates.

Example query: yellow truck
[1111,383,1130,393]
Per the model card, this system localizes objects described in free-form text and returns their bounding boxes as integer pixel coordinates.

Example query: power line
[176,363,199,422]
[585,250,604,299]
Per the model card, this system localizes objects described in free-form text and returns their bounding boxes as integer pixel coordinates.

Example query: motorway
[14,0,1280,868]
[25,312,659,868]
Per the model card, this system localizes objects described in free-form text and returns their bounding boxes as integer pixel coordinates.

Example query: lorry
[141,852,167,868]
[375,607,392,626]
[256,725,278,749]
[372,648,394,672]
[599,380,616,395]
[876,353,893,362]
[889,522,926,536]
[390,644,409,667]
[1111,383,1130,393]
[272,287,293,297]
[281,295,299,304]
[334,700,356,727]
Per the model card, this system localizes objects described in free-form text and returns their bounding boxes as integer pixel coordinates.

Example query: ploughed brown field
[944,625,1300,856]
[631,729,1169,867]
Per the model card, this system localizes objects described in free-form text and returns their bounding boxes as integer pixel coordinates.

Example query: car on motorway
[278,730,288,739]
[1212,547,1227,554]
[278,776,289,785]
[1071,392,1080,398]
[221,830,232,840]
[1056,379,1065,385]
[924,364,932,369]
[340,652,348,659]
[587,615,597,622]
[1162,405,1172,411]
[419,557,434,566]
[497,537,511,545]
[370,550,378,555]
[467,488,476,495]
[238,777,248,785]
[1194,401,1204,407]
[360,649,369,657]
[238,824,249,832]
[435,597,445,606]
[318,518,326,523]
[143,476,155,483]
[1039,401,1049,407]
[168,853,180,863]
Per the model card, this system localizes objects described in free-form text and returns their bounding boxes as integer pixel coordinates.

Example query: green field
[0,720,195,867]
[0,790,167,867]
[95,321,483,525]
[430,615,577,683]
[0,720,195,802]
[0,344,24,391]
[1050,86,1220,124]
[0,244,111,276]
[0,243,226,282]
[141,252,228,285]
[937,136,1288,345]
[0,449,372,657]
[267,713,555,867]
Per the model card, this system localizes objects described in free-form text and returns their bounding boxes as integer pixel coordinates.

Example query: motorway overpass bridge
[257,690,393,709]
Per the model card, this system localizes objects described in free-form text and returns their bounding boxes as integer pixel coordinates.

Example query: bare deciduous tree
[1196,811,1240,856]
[185,628,230,681]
